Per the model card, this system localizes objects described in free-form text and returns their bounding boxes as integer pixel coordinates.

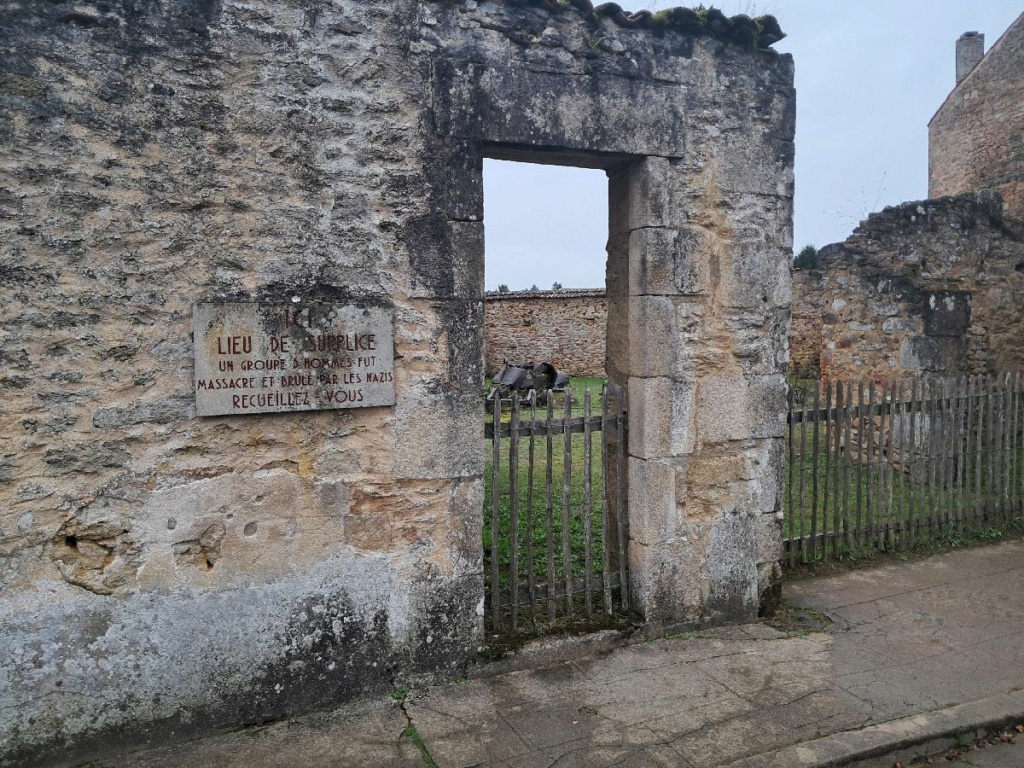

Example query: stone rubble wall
[484,290,607,377]
[0,2,482,763]
[929,13,1024,220]
[790,271,824,381]
[794,193,1024,382]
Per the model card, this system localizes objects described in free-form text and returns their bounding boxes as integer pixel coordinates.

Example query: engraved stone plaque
[193,303,395,416]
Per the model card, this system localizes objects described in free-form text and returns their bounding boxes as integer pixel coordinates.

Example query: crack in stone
[394,686,440,768]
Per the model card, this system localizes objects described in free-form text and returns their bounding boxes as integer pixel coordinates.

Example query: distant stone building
[929,13,1024,220]
[484,289,606,377]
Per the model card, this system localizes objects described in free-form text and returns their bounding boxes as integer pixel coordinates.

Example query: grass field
[785,423,1024,562]
[485,389,1024,583]
[483,378,616,590]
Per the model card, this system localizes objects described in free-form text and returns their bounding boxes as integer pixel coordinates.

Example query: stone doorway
[431,15,795,627]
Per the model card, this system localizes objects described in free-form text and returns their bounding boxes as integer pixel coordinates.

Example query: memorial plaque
[193,303,395,417]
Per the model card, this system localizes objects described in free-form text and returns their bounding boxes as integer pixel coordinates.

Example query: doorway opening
[480,152,630,637]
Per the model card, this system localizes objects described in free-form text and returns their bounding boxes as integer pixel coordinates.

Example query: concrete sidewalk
[72,539,1024,768]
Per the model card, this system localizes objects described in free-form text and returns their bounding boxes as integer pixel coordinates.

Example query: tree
[552,282,563,290]
[793,244,820,270]
[529,284,539,291]
[497,284,509,293]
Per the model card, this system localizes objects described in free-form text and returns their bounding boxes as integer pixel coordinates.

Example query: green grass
[484,429,607,585]
[485,379,1024,600]
[784,421,1024,563]
[483,380,615,591]
[483,377,635,634]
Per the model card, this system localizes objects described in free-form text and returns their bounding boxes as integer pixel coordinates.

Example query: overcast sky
[483,1,1023,291]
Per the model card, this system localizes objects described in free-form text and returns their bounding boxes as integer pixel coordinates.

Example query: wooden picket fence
[484,384,628,634]
[786,373,1024,564]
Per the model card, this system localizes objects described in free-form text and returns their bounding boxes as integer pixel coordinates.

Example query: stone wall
[484,289,606,377]
[799,193,1024,382]
[929,13,1024,220]
[790,270,824,381]
[0,0,794,762]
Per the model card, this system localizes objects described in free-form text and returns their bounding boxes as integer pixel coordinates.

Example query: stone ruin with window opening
[0,1,794,762]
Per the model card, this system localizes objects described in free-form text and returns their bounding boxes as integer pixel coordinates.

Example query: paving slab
[84,696,422,768]
[58,539,1024,768]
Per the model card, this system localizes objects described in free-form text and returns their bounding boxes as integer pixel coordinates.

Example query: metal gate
[484,382,629,634]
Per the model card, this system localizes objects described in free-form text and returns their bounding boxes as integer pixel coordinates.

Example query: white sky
[483,1,1023,291]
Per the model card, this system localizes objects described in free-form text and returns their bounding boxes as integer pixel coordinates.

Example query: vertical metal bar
[490,393,502,631]
[615,385,628,610]
[509,394,521,631]
[601,385,612,614]
[798,383,810,564]
[837,381,849,556]
[526,393,538,625]
[546,396,556,622]
[562,388,573,618]
[819,380,831,561]
[582,389,594,617]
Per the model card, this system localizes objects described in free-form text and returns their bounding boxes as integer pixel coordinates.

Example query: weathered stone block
[447,139,483,223]
[627,538,708,627]
[696,375,787,444]
[704,512,759,623]
[628,376,696,459]
[628,226,711,297]
[627,297,704,379]
[757,510,784,565]
[394,383,483,481]
[436,64,691,157]
[627,457,682,547]
[407,218,484,301]
[627,296,677,378]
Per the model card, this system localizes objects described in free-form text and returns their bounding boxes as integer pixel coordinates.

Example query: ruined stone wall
[929,13,1024,220]
[0,0,793,762]
[484,290,607,376]
[0,2,482,763]
[790,270,824,381]
[810,193,1024,381]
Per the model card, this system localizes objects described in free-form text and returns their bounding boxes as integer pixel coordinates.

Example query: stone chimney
[956,31,985,85]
